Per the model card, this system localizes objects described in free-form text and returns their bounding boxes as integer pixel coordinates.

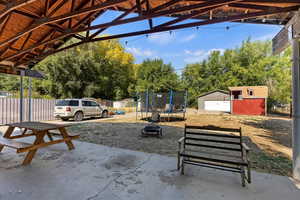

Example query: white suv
[54,99,108,121]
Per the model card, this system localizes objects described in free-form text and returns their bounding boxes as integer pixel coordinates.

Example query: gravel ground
[0,111,293,176]
[67,111,293,176]
[68,121,184,157]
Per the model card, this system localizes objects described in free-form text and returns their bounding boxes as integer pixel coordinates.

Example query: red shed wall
[232,98,265,115]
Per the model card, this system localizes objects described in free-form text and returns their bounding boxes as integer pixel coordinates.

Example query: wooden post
[28,77,32,121]
[19,70,25,122]
[292,37,300,181]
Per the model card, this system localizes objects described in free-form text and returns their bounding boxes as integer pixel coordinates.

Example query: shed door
[232,99,265,115]
[204,101,230,112]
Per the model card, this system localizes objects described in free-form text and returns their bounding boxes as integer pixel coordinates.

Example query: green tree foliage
[135,59,181,92]
[33,39,135,100]
[182,39,292,107]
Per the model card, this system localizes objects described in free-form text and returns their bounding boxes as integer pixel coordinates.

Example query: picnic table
[0,122,79,165]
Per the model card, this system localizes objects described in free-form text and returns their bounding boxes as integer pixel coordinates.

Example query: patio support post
[20,70,25,122]
[292,37,300,181]
[28,77,32,121]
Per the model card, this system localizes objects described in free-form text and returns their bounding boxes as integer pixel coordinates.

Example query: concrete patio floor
[0,137,299,200]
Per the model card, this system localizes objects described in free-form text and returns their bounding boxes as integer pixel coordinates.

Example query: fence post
[20,70,25,122]
[28,77,32,121]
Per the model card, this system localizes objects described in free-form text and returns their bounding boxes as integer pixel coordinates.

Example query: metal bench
[177,125,251,187]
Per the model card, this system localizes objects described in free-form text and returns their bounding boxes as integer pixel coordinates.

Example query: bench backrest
[184,125,243,155]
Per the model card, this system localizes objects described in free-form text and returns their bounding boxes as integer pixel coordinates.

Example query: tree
[33,38,135,100]
[182,39,292,107]
[136,59,182,92]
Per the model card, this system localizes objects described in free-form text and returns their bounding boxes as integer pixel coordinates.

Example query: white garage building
[198,90,230,112]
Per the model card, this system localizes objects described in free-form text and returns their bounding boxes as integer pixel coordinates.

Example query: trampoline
[136,90,187,121]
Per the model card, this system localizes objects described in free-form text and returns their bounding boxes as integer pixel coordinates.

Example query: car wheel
[102,110,108,118]
[61,118,69,121]
[74,112,83,121]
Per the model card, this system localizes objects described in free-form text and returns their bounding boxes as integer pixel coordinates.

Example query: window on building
[232,91,242,100]
[247,89,254,96]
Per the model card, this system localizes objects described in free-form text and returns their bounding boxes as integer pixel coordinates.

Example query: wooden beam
[6,0,101,63]
[156,0,242,28]
[20,32,32,50]
[89,0,146,39]
[2,10,105,62]
[146,0,153,29]
[0,0,38,19]
[136,0,142,15]
[5,5,300,64]
[151,0,182,13]
[48,0,70,17]
[69,0,253,35]
[0,0,128,49]
[228,3,283,10]
[23,5,300,65]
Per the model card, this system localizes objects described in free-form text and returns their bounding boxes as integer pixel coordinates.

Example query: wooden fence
[0,98,56,125]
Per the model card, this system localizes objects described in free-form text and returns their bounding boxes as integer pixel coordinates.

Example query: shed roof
[0,0,299,72]
[198,89,229,98]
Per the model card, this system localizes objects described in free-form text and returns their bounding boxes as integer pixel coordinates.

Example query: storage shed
[198,90,230,112]
[229,86,268,116]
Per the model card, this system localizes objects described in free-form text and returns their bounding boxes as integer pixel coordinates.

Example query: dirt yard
[67,110,292,176]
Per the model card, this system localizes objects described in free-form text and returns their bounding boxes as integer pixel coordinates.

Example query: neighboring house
[229,86,268,116]
[113,98,135,108]
[198,90,230,112]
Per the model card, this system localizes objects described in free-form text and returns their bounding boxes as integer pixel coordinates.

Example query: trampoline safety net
[137,90,187,114]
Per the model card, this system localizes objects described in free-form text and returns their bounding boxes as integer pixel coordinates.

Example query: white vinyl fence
[0,98,56,125]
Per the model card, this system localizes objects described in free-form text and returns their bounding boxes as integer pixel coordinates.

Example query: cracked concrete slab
[0,138,299,200]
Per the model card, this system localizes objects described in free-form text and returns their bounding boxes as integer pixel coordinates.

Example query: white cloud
[184,48,225,63]
[254,33,275,41]
[180,34,196,43]
[126,47,155,57]
[147,32,175,45]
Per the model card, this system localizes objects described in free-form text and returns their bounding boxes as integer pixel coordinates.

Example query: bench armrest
[178,137,184,144]
[178,137,184,152]
[242,143,250,152]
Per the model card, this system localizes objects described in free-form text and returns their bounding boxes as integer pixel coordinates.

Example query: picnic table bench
[0,122,79,165]
[177,124,251,187]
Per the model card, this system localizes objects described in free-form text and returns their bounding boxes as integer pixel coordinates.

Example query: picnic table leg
[21,128,27,135]
[59,127,75,150]
[22,131,46,165]
[0,127,15,152]
[46,131,54,141]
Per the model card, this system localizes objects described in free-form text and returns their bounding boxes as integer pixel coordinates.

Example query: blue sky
[92,10,282,72]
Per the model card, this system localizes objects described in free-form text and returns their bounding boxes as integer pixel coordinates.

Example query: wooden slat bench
[0,137,32,152]
[177,124,251,187]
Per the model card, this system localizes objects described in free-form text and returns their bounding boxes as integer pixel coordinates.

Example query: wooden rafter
[0,0,38,19]
[19,5,300,66]
[0,0,128,49]
[0,0,299,69]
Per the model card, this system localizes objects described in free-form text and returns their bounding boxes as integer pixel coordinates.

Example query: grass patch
[250,152,292,176]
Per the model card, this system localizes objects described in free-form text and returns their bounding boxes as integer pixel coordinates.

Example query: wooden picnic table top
[6,122,71,131]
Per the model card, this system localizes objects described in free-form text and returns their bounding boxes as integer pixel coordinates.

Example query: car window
[56,100,79,106]
[90,101,99,106]
[82,101,91,107]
